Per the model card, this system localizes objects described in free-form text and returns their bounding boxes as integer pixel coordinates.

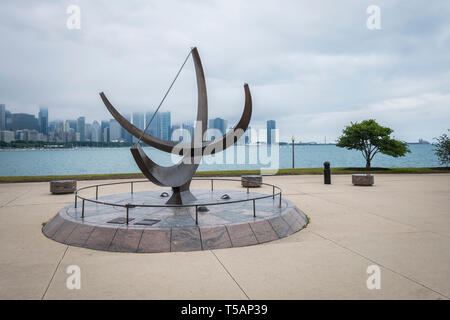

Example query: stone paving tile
[268,216,292,238]
[53,221,78,243]
[43,214,65,238]
[281,209,304,232]
[249,220,279,243]
[138,229,171,253]
[108,228,143,252]
[200,226,232,250]
[84,227,117,251]
[171,227,202,252]
[65,224,95,247]
[226,223,258,247]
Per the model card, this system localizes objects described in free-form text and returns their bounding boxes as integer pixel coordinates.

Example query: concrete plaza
[0,174,449,299]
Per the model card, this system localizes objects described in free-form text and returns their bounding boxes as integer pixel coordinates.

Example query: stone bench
[50,180,77,194]
[241,175,262,188]
[352,174,374,186]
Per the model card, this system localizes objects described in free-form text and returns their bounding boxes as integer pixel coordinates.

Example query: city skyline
[1,104,287,144]
[0,104,435,144]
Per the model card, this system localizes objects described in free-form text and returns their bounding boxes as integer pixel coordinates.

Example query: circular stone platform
[43,189,308,253]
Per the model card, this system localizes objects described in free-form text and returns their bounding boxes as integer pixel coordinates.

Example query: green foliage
[433,130,450,166]
[336,119,410,168]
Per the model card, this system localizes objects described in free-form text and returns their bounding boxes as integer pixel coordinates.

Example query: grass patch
[0,167,448,183]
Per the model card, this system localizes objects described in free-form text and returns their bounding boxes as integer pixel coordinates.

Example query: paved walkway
[0,174,449,299]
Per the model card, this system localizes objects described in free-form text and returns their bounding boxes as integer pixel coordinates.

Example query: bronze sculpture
[99,47,252,204]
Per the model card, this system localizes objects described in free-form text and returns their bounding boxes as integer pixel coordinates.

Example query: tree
[434,130,450,167]
[336,119,410,168]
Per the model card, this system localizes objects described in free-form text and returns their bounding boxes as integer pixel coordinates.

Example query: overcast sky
[0,0,449,142]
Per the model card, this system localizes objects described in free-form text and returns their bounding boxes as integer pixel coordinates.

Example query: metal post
[278,193,282,208]
[211,179,214,191]
[126,206,129,225]
[96,186,98,200]
[272,186,275,199]
[323,161,331,184]
[253,199,256,217]
[131,182,134,194]
[292,136,295,169]
[195,206,198,225]
[81,199,85,218]
[247,187,249,194]
[74,194,77,208]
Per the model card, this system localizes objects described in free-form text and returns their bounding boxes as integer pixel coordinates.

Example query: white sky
[0,0,449,142]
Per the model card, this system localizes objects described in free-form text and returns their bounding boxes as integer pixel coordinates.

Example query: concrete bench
[50,180,77,194]
[352,174,374,186]
[241,175,262,188]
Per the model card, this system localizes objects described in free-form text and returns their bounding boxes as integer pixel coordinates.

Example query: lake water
[0,144,439,177]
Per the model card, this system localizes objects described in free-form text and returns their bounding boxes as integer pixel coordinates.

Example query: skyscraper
[267,120,276,144]
[145,111,159,137]
[158,112,171,141]
[121,114,133,143]
[132,112,145,143]
[91,121,101,142]
[0,104,5,131]
[38,106,48,136]
[209,117,228,136]
[100,120,109,142]
[109,119,122,141]
[10,113,39,131]
[76,116,85,141]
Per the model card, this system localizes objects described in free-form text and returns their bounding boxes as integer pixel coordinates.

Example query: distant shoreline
[0,142,432,150]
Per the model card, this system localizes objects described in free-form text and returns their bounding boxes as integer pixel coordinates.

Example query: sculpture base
[43,189,308,253]
[165,187,197,205]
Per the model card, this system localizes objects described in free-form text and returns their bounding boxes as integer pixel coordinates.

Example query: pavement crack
[211,250,250,300]
[41,246,69,300]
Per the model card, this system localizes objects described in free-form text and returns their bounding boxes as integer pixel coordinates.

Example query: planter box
[352,174,374,186]
[50,180,77,194]
[241,175,262,187]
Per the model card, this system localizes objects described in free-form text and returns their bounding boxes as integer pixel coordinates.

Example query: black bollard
[323,161,331,184]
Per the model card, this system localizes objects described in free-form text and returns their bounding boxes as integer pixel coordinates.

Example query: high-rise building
[85,123,92,141]
[91,121,101,142]
[109,119,122,142]
[100,120,109,142]
[38,106,48,136]
[158,112,171,141]
[171,122,195,142]
[10,113,39,131]
[243,126,252,144]
[0,130,14,143]
[209,117,228,136]
[0,104,5,131]
[76,116,86,141]
[132,112,145,143]
[5,110,12,130]
[267,120,276,144]
[121,114,133,143]
[145,111,158,137]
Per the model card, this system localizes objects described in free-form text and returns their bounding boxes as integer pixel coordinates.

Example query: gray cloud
[0,0,449,142]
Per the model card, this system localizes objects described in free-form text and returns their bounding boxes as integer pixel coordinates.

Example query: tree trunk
[366,158,371,168]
